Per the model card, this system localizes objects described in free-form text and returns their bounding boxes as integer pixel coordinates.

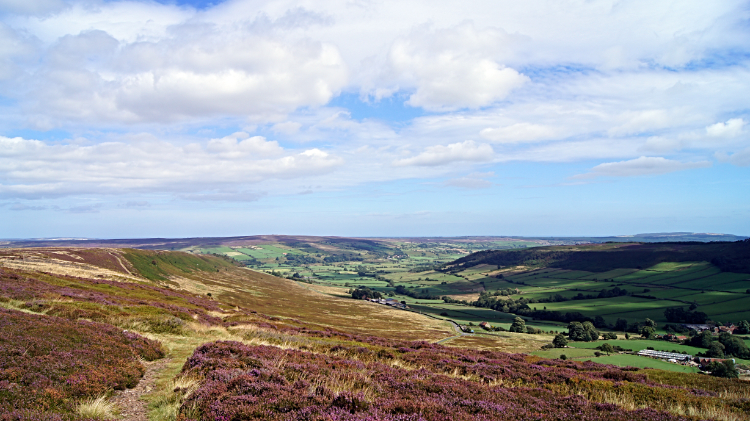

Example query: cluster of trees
[284,254,318,265]
[509,317,526,333]
[735,320,750,334]
[395,285,439,300]
[553,334,568,348]
[567,321,600,342]
[564,322,622,342]
[664,307,709,324]
[704,360,739,379]
[687,330,750,359]
[457,289,647,328]
[538,286,631,304]
[350,287,382,300]
[323,254,364,263]
[637,319,658,339]
[485,288,521,297]
[506,317,545,334]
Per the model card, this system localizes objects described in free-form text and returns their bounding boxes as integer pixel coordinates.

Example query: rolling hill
[1,246,749,421]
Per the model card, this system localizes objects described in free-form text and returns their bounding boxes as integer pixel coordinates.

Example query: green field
[592,354,699,373]
[192,239,750,337]
[569,339,701,354]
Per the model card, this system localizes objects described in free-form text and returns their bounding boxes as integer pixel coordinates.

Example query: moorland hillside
[445,240,750,273]
[1,247,749,421]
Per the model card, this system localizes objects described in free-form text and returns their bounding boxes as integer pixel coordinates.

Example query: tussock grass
[77,395,118,420]
[575,384,750,421]
[149,373,202,421]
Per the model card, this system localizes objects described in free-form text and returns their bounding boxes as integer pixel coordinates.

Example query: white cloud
[11,17,348,127]
[480,123,558,143]
[706,118,745,138]
[376,22,528,111]
[574,156,711,179]
[638,136,683,154]
[272,121,302,135]
[0,0,748,213]
[206,133,284,158]
[0,135,342,199]
[394,140,493,167]
[607,110,673,136]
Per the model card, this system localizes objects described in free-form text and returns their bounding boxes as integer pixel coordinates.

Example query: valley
[1,237,749,420]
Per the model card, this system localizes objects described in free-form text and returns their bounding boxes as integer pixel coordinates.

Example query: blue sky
[1,0,749,238]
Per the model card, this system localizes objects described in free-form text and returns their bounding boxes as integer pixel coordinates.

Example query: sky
[0,0,749,238]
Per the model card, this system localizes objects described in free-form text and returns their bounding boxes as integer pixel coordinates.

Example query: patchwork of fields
[190,238,750,373]
[196,238,750,333]
[499,263,750,324]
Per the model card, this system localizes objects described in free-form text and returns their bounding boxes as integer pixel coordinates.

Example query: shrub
[553,334,568,348]
[707,360,739,379]
[0,308,163,418]
[177,341,691,421]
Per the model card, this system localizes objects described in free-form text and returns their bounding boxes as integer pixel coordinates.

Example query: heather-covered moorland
[1,247,749,421]
[175,339,750,421]
[0,307,163,420]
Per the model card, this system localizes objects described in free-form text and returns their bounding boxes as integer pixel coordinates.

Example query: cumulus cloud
[0,0,748,215]
[706,118,745,138]
[0,136,342,199]
[394,140,493,167]
[376,22,528,111]
[14,17,348,127]
[574,156,711,179]
[480,123,558,143]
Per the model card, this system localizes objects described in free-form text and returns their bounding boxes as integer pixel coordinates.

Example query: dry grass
[0,249,142,283]
[77,395,118,420]
[444,332,554,354]
[305,283,352,298]
[176,267,455,341]
[577,388,749,421]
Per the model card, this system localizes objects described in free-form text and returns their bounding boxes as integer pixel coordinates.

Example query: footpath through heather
[113,358,172,421]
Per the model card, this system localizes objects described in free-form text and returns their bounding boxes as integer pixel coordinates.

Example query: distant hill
[0,234,400,253]
[525,232,748,244]
[445,239,750,274]
[2,232,745,250]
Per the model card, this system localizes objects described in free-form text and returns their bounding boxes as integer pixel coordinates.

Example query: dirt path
[111,251,134,276]
[113,358,171,421]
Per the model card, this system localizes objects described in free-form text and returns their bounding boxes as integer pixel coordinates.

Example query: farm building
[682,324,712,332]
[717,325,737,334]
[479,321,491,329]
[637,349,692,362]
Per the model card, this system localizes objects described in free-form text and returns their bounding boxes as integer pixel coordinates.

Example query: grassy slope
[449,240,750,273]
[3,247,750,421]
[121,248,237,281]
